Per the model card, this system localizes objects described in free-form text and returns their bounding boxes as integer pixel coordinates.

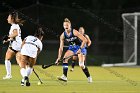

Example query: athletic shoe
[70,68,74,72]
[21,78,24,86]
[88,77,93,83]
[57,75,67,82]
[3,75,12,79]
[21,81,24,86]
[24,76,30,86]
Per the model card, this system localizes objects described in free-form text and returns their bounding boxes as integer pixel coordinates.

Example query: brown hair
[64,18,71,24]
[34,27,44,38]
[9,11,25,26]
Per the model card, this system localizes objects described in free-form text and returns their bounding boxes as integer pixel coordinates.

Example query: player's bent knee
[79,62,85,69]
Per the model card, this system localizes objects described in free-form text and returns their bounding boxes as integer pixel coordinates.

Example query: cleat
[88,77,93,83]
[3,75,12,80]
[21,78,24,86]
[26,82,30,86]
[24,76,30,86]
[57,75,67,82]
[21,81,24,86]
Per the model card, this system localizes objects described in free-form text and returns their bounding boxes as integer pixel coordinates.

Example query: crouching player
[19,28,44,86]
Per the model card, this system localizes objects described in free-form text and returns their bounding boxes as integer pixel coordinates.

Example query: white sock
[5,60,11,76]
[26,67,33,77]
[20,68,27,78]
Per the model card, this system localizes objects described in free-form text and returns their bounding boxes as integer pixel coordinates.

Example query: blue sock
[63,63,68,77]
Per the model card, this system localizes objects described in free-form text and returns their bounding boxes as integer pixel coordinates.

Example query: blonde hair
[64,18,71,24]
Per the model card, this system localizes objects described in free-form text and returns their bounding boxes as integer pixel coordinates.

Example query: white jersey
[9,24,22,51]
[20,35,43,58]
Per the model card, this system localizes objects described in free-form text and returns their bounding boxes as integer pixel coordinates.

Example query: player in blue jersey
[55,18,92,83]
[70,27,91,72]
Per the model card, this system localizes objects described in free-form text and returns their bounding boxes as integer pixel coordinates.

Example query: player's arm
[85,34,91,47]
[9,29,18,38]
[37,41,43,56]
[37,48,41,57]
[3,29,18,43]
[73,29,87,49]
[58,33,64,59]
[35,41,43,61]
[56,33,64,64]
[21,38,26,48]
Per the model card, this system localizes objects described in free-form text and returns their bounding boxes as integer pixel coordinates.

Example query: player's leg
[57,50,74,82]
[3,48,15,79]
[23,57,36,86]
[83,54,92,83]
[19,55,30,86]
[26,57,36,77]
[78,50,92,83]
[70,56,77,71]
[16,52,21,65]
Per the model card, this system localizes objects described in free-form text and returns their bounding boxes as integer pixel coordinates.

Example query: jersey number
[31,38,37,42]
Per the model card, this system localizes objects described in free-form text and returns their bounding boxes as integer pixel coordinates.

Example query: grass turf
[0,65,140,93]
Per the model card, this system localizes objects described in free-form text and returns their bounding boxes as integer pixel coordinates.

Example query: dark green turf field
[0,65,140,93]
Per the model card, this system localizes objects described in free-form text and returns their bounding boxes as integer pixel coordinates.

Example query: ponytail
[9,11,25,26]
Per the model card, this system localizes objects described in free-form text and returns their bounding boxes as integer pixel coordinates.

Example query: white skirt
[20,44,38,58]
[10,41,22,51]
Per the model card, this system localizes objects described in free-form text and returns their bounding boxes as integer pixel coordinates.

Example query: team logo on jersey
[66,37,77,42]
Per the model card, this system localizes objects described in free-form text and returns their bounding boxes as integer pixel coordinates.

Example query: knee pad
[79,62,85,69]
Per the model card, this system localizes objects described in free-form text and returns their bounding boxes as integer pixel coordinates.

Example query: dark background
[0,0,140,65]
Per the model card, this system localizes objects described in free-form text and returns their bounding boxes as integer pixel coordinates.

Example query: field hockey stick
[42,54,77,69]
[33,69,43,84]
[58,54,77,62]
[42,63,55,69]
[41,46,71,69]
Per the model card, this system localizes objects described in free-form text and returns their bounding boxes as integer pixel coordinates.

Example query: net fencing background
[123,15,135,63]
[123,13,140,65]
[138,16,140,65]
[0,3,124,66]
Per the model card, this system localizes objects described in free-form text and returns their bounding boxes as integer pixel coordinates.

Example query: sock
[63,63,68,77]
[82,67,90,78]
[26,67,33,77]
[20,68,27,78]
[5,60,11,76]
[71,60,76,69]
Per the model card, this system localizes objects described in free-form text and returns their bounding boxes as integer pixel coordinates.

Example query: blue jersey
[78,34,87,55]
[64,30,87,55]
[64,29,81,54]
[64,29,81,46]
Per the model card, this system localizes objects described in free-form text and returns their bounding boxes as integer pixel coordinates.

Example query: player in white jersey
[3,12,24,79]
[19,28,44,86]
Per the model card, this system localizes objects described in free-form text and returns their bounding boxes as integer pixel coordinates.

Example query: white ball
[37,82,41,85]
